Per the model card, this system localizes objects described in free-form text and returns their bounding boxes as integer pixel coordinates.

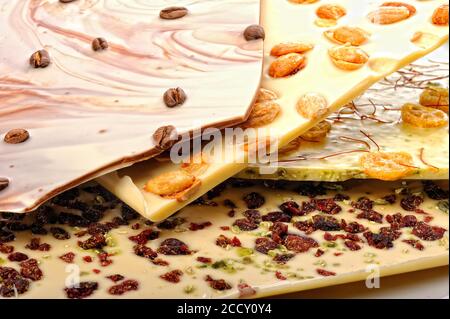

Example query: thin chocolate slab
[0,0,263,213]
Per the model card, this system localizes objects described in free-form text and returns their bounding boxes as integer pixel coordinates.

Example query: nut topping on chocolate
[29,50,50,68]
[153,125,177,151]
[4,129,30,144]
[0,178,9,192]
[92,38,109,51]
[160,6,188,20]
[163,87,187,108]
[244,25,265,41]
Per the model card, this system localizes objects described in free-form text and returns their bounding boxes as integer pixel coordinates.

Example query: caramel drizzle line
[419,147,440,171]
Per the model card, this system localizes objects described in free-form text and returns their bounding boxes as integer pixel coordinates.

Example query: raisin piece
[58,212,90,227]
[273,253,295,264]
[423,181,449,200]
[345,240,362,251]
[205,275,232,291]
[133,244,158,260]
[35,206,58,225]
[255,237,279,254]
[271,222,288,238]
[297,183,327,198]
[8,252,29,262]
[341,220,366,234]
[206,183,226,200]
[30,224,48,235]
[0,277,30,297]
[157,238,192,255]
[128,229,160,245]
[223,199,237,209]
[78,234,107,250]
[357,210,383,223]
[108,279,139,295]
[334,193,350,202]
[382,194,397,204]
[121,204,139,221]
[233,218,258,231]
[59,252,76,263]
[50,227,71,240]
[352,197,374,211]
[0,267,20,280]
[279,201,301,215]
[243,210,262,224]
[284,234,318,253]
[152,259,170,267]
[81,207,104,223]
[412,222,446,241]
[262,211,291,223]
[364,228,401,249]
[65,281,98,299]
[189,221,212,231]
[215,235,241,248]
[230,179,255,188]
[87,223,112,236]
[6,222,30,232]
[160,270,183,283]
[243,192,265,209]
[400,195,424,211]
[157,217,186,230]
[0,243,14,254]
[294,220,315,234]
[25,238,51,251]
[313,198,342,215]
[106,274,125,282]
[312,215,341,231]
[20,258,43,281]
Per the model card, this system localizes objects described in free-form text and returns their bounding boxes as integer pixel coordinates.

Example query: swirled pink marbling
[0,0,263,213]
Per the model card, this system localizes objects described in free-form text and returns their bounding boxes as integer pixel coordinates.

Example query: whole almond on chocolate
[4,129,30,144]
[29,50,50,68]
[153,125,177,151]
[92,38,108,51]
[164,88,187,108]
[244,25,265,41]
[0,178,9,192]
[160,7,188,20]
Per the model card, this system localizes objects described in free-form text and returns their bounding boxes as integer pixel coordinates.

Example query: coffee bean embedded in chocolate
[153,125,177,151]
[164,87,187,108]
[160,6,188,20]
[29,50,50,68]
[92,38,108,51]
[244,25,265,41]
[0,178,9,192]
[4,129,30,144]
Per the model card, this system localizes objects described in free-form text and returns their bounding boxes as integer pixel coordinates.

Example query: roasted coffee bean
[4,129,30,144]
[153,125,177,150]
[163,87,187,108]
[0,177,9,192]
[244,25,265,41]
[29,50,50,68]
[160,6,188,20]
[92,37,108,51]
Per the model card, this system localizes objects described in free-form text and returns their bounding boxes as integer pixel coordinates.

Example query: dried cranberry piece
[402,239,425,251]
[233,218,258,231]
[98,252,113,267]
[205,275,232,291]
[87,223,111,236]
[152,258,169,266]
[313,198,342,215]
[20,258,43,281]
[158,238,192,255]
[317,269,336,277]
[189,221,212,231]
[78,233,107,250]
[273,253,295,264]
[271,222,288,238]
[59,252,76,263]
[108,279,139,295]
[386,213,417,229]
[0,267,20,280]
[237,282,257,298]
[345,241,362,251]
[243,210,262,224]
[357,210,383,224]
[341,220,366,233]
[106,274,125,282]
[0,243,14,254]
[423,181,449,200]
[364,228,401,249]
[133,244,158,260]
[262,211,291,223]
[284,234,318,253]
[255,237,279,255]
[128,229,160,245]
[215,235,241,248]
[412,222,446,241]
[0,277,30,297]
[293,220,315,234]
[243,192,265,209]
[160,270,183,283]
[315,249,325,257]
[400,195,424,211]
[8,252,29,262]
[196,257,212,264]
[275,271,287,280]
[352,197,374,211]
[25,238,51,251]
[279,201,301,215]
[65,281,98,299]
[312,215,341,231]
[50,227,70,240]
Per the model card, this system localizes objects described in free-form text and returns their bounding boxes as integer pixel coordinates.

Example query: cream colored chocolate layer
[99,0,449,221]
[0,180,448,298]
[0,0,263,213]
[238,59,449,181]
